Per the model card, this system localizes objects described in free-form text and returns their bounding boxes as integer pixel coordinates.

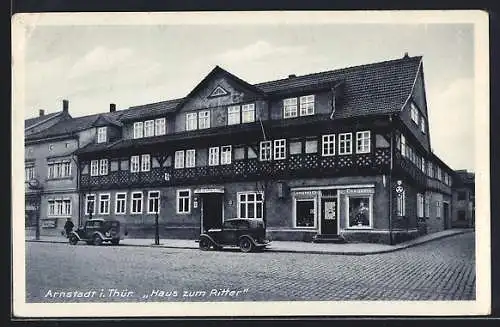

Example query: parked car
[69,218,127,246]
[199,218,271,253]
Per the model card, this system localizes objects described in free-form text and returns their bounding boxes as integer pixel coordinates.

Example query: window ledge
[47,177,73,181]
[344,227,373,230]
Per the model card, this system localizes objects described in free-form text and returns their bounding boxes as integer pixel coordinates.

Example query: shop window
[295,199,316,228]
[347,196,372,228]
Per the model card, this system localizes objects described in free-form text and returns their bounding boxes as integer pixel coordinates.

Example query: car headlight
[105,232,111,237]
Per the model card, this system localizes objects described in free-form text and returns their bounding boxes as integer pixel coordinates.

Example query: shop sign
[338,188,375,195]
[41,219,57,229]
[294,191,318,197]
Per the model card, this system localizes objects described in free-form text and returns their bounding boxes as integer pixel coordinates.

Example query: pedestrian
[64,218,74,238]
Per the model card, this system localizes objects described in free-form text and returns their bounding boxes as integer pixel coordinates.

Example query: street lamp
[27,178,43,240]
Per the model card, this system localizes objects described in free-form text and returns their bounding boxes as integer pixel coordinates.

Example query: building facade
[451,169,475,228]
[70,54,455,244]
[25,102,123,236]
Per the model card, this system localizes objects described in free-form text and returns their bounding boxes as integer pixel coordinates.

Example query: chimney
[62,99,69,113]
[39,109,45,117]
[403,52,409,59]
[110,103,116,112]
[288,74,297,78]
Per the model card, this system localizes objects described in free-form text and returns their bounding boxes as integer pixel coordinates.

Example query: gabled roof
[256,55,422,118]
[25,111,124,141]
[25,112,64,130]
[174,65,267,112]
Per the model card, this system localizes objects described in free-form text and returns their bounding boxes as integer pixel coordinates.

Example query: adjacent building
[451,169,475,228]
[68,54,456,244]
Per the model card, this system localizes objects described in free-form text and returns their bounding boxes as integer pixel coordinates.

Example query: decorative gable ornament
[208,85,230,98]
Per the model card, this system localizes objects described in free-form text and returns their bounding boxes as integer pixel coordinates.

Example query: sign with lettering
[338,188,375,195]
[293,191,318,197]
[194,188,224,194]
[41,219,57,228]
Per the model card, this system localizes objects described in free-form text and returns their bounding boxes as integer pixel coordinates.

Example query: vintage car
[199,218,271,253]
[69,218,127,246]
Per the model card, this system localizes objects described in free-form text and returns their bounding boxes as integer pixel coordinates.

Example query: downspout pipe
[389,114,394,245]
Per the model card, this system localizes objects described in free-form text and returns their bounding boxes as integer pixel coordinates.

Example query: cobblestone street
[26,232,475,302]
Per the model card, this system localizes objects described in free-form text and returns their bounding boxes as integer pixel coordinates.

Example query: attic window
[209,85,229,98]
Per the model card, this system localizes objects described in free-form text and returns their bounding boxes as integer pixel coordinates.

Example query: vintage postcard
[12,10,490,317]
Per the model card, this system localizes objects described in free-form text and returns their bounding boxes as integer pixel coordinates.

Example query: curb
[25,230,471,255]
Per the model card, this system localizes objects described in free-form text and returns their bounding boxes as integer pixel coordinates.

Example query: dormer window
[134,118,167,138]
[155,118,166,135]
[133,122,144,139]
[410,103,419,124]
[284,95,315,118]
[97,127,107,143]
[144,120,155,137]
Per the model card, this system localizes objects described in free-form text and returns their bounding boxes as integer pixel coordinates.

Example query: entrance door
[202,194,223,233]
[321,198,338,235]
[443,202,450,230]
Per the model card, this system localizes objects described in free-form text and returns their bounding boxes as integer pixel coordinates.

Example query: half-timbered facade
[74,54,455,244]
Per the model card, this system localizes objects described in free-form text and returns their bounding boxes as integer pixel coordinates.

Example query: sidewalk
[25,229,472,255]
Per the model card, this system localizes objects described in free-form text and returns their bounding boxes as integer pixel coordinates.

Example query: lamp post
[28,178,43,240]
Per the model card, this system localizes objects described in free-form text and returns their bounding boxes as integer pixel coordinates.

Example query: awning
[194,188,225,194]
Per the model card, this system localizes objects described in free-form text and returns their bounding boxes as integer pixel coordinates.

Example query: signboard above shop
[338,188,375,195]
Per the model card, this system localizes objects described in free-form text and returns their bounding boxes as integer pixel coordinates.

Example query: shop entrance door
[321,198,338,235]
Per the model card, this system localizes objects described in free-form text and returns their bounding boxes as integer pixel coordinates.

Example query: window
[305,140,318,154]
[133,122,144,139]
[227,106,240,125]
[396,191,406,216]
[428,162,434,178]
[410,103,419,124]
[99,194,110,215]
[186,150,196,168]
[436,201,442,218]
[25,165,35,181]
[186,113,197,131]
[273,139,286,160]
[208,147,220,166]
[347,196,372,228]
[242,103,255,123]
[198,110,210,129]
[130,155,140,173]
[115,193,127,214]
[295,199,316,228]
[260,141,272,161]
[322,134,335,156]
[400,134,406,157]
[289,141,302,155]
[458,191,466,201]
[417,193,424,218]
[221,146,232,165]
[299,95,315,116]
[238,192,263,219]
[154,118,166,135]
[437,167,442,181]
[425,194,430,217]
[148,191,160,214]
[339,133,352,155]
[48,161,72,178]
[131,192,143,214]
[144,120,155,137]
[85,194,96,215]
[356,131,371,154]
[283,98,298,118]
[47,199,71,216]
[99,159,108,176]
[421,118,426,134]
[421,157,426,173]
[140,154,151,172]
[97,127,107,143]
[177,189,191,214]
[174,151,185,169]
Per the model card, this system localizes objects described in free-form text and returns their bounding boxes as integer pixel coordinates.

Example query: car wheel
[93,234,103,246]
[199,237,212,251]
[239,237,254,253]
[69,235,79,245]
[111,239,120,245]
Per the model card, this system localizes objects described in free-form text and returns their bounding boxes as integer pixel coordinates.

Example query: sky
[21,21,475,172]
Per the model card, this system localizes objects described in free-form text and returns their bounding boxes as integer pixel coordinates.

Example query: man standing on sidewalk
[64,218,74,238]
